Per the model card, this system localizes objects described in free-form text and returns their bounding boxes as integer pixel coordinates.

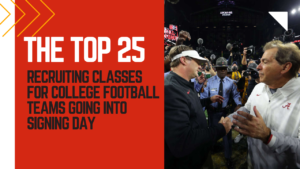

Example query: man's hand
[219,116,233,134]
[242,47,247,65]
[198,73,206,84]
[210,95,224,104]
[234,105,242,112]
[243,47,247,56]
[232,106,271,144]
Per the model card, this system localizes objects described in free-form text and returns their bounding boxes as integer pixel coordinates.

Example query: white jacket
[229,77,300,169]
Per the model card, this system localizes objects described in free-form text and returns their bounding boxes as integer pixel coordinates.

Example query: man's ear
[180,57,187,65]
[281,62,292,74]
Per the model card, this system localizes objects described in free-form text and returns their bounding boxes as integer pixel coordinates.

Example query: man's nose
[257,63,262,70]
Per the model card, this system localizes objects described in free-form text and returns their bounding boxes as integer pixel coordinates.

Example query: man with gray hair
[229,40,300,168]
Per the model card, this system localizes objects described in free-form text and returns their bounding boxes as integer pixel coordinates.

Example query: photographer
[231,62,241,81]
[191,69,206,97]
[204,58,216,77]
[245,63,260,97]
[242,48,260,97]
[226,43,246,72]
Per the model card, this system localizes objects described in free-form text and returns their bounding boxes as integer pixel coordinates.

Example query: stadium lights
[291,9,296,14]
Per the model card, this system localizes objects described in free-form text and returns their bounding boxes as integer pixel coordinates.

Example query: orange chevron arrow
[0,3,11,25]
[2,0,25,37]
[32,0,55,37]
[17,0,40,37]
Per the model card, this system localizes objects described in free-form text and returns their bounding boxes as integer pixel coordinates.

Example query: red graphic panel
[15,0,164,168]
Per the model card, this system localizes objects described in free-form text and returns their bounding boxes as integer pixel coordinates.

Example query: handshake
[219,116,233,134]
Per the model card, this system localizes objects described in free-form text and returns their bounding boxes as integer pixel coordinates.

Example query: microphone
[210,54,216,60]
[226,43,233,51]
[197,38,203,45]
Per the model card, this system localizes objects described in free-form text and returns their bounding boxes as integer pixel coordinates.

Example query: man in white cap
[165,45,233,169]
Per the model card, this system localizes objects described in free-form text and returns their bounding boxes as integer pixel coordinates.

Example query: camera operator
[227,67,232,78]
[226,43,246,72]
[231,62,241,81]
[191,68,206,97]
[245,63,260,97]
[204,58,216,77]
[242,48,260,97]
[196,38,204,54]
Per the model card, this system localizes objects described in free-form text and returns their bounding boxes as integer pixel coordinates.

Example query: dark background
[165,0,300,59]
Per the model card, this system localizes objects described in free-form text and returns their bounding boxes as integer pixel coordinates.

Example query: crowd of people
[164,30,300,169]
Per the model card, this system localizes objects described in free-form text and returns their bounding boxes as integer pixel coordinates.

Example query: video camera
[273,29,300,48]
[246,45,256,55]
[227,40,242,56]
[243,70,258,79]
[197,46,214,58]
[198,71,211,79]
[243,63,259,79]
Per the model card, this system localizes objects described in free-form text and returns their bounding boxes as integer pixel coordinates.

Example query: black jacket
[165,72,226,169]
[247,79,258,98]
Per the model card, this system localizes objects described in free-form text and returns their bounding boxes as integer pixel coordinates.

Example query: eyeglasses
[191,58,204,66]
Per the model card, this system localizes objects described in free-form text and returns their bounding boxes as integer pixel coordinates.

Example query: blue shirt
[200,75,241,108]
[191,78,203,93]
[164,71,171,78]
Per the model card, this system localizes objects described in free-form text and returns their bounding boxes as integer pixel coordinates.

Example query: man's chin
[259,77,264,83]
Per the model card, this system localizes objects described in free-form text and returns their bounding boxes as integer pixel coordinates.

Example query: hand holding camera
[243,47,247,57]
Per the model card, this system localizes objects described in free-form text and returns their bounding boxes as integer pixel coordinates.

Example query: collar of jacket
[169,71,195,90]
